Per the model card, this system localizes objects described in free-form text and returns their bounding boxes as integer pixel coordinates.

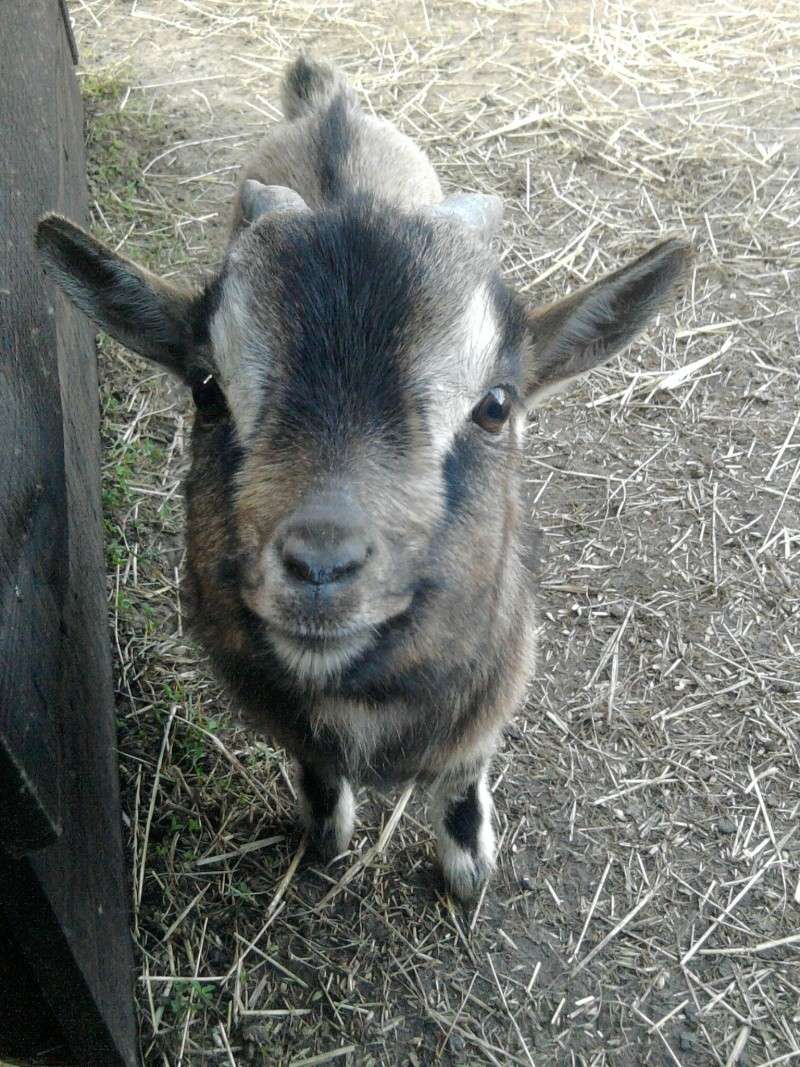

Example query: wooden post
[0,2,139,1063]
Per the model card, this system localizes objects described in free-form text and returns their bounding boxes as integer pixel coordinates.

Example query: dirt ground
[68,1,799,1064]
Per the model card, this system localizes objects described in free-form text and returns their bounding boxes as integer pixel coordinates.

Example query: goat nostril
[281,533,369,586]
[283,550,317,584]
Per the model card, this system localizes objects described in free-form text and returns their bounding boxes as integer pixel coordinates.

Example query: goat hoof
[308,825,347,863]
[441,849,495,902]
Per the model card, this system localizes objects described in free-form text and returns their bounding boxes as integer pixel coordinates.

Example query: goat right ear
[524,238,691,405]
[36,214,198,377]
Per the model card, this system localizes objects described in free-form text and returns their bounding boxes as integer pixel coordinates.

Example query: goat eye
[191,374,227,418]
[472,386,511,434]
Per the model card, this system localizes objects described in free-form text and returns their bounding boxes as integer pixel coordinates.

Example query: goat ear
[430,193,504,243]
[524,238,691,406]
[36,213,198,377]
[240,180,310,224]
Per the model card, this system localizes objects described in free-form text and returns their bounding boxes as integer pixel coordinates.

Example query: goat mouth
[272,624,372,648]
[266,622,376,682]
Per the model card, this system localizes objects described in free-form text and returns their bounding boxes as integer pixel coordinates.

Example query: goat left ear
[36,213,198,378]
[525,237,691,405]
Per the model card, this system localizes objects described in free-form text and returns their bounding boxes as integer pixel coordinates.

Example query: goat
[37,56,689,899]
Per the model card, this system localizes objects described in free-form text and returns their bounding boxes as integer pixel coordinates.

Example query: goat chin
[267,628,374,683]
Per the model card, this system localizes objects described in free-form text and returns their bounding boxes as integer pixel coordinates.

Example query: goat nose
[281,524,369,586]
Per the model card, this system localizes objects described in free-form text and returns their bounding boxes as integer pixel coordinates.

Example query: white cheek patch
[425,285,501,457]
[209,276,272,441]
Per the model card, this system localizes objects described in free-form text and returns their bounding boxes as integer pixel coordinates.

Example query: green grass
[81,67,178,268]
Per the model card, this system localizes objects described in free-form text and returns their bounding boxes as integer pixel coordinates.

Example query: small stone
[678,1028,695,1052]
[717,818,737,834]
[683,1005,700,1026]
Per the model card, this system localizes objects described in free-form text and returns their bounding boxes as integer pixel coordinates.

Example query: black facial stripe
[490,273,528,379]
[268,198,433,454]
[444,783,482,856]
[443,428,478,515]
[317,92,352,202]
[191,269,226,348]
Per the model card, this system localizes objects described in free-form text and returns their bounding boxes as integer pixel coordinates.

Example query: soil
[68,2,799,1064]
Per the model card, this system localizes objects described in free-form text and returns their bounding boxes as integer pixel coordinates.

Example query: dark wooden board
[0,2,139,1063]
[0,0,70,852]
[0,907,71,1065]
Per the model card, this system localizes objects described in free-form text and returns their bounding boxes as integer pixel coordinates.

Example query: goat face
[36,188,688,695]
[205,197,527,682]
[35,55,690,897]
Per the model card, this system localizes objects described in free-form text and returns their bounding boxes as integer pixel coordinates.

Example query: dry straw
[72,0,799,1063]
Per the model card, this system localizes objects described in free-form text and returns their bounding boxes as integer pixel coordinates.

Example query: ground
[67,2,799,1064]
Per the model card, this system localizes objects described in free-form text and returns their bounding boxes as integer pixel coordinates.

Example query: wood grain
[0,2,138,1063]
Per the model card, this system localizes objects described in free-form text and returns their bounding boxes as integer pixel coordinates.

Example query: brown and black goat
[37,57,689,899]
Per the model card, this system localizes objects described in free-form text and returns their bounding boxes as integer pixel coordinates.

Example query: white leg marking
[431,771,496,901]
[300,776,356,859]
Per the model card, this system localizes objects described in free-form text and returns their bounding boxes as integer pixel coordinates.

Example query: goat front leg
[298,761,356,861]
[431,762,496,901]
